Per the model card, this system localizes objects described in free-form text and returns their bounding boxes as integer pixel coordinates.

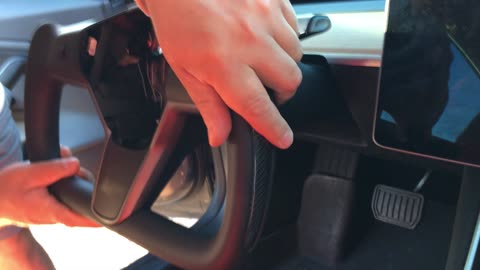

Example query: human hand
[0,229,55,270]
[137,0,303,148]
[0,157,98,227]
[60,146,95,182]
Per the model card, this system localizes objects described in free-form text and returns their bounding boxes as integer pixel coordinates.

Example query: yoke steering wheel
[24,9,336,270]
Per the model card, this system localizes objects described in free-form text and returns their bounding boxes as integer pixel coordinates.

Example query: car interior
[0,0,479,269]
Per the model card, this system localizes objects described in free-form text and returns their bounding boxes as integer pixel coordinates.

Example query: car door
[0,0,135,173]
[0,0,103,63]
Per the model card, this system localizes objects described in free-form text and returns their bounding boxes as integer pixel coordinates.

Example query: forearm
[0,228,55,270]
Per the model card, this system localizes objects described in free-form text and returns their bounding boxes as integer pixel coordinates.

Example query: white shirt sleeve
[0,83,4,113]
[0,83,23,239]
[0,83,22,168]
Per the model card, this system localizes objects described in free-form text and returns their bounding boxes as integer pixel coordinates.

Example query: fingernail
[278,128,294,149]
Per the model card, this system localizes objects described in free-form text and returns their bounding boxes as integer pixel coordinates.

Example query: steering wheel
[24,9,336,270]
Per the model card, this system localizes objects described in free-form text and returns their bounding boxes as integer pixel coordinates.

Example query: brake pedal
[371,185,424,230]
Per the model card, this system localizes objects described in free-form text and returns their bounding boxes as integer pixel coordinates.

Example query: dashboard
[12,0,475,172]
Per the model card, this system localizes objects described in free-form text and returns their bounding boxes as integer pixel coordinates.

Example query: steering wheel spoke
[92,79,207,223]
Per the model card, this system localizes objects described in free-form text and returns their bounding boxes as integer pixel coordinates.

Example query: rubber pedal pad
[371,185,424,230]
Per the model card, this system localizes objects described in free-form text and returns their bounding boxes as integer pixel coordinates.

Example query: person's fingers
[60,146,72,158]
[251,37,302,104]
[59,146,95,181]
[44,196,99,227]
[175,66,232,147]
[78,167,95,182]
[24,158,80,188]
[281,0,300,35]
[272,15,303,63]
[57,211,100,227]
[216,66,293,149]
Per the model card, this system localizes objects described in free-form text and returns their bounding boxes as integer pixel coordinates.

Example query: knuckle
[254,0,272,13]
[190,94,222,129]
[59,160,70,171]
[197,103,219,127]
[203,51,230,79]
[237,17,260,44]
[190,89,220,111]
[292,46,304,63]
[241,94,271,118]
[276,92,294,105]
[201,38,225,61]
[283,66,302,93]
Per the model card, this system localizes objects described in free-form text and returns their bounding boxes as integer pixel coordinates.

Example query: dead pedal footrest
[371,185,424,230]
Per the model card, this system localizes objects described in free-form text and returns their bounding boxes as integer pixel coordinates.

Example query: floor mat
[126,200,455,270]
[275,200,455,270]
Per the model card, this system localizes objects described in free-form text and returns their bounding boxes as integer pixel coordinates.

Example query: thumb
[174,67,232,147]
[26,157,80,188]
